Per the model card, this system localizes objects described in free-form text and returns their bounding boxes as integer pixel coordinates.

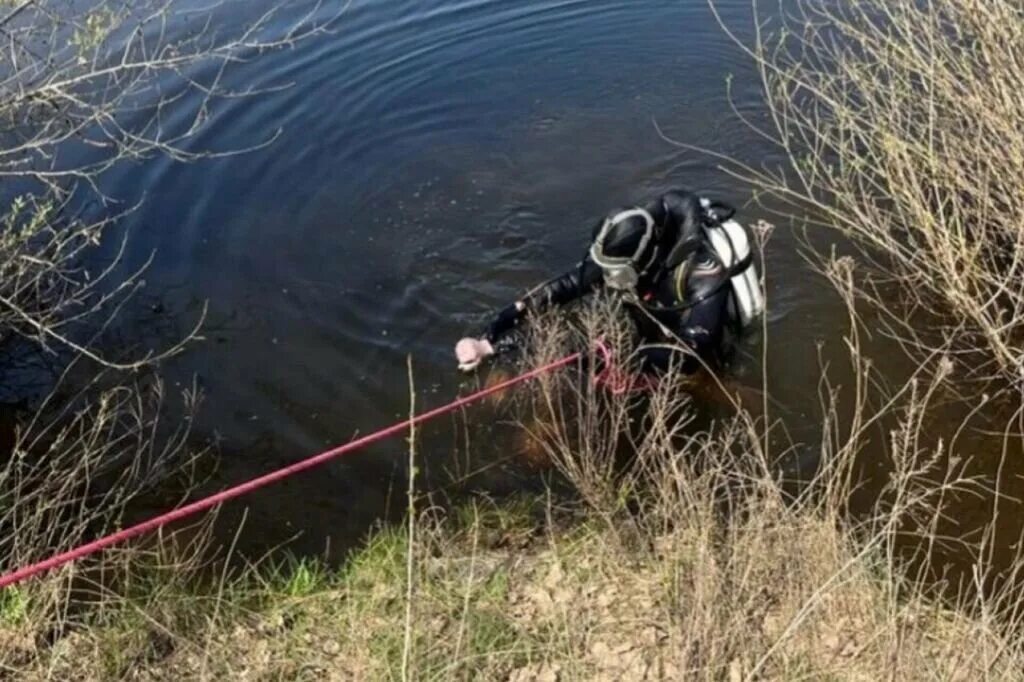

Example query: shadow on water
[69,0,1024,591]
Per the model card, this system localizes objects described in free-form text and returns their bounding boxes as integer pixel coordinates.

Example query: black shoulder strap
[663,237,702,271]
[639,250,752,314]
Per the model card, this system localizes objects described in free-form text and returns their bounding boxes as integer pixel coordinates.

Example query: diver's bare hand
[455,337,495,372]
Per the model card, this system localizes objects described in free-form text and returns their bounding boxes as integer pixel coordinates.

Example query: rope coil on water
[0,352,582,591]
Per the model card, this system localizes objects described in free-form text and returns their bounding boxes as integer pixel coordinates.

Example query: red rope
[0,352,581,590]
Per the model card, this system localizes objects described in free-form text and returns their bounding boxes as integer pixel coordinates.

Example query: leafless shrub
[0,1,343,371]
[0,0,338,194]
[0,0,339,655]
[0,194,201,373]
[693,0,1024,385]
[0,374,204,646]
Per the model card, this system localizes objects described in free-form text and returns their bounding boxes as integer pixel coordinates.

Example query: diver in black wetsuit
[454,189,762,375]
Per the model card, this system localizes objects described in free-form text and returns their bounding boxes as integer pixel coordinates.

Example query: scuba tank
[700,200,765,328]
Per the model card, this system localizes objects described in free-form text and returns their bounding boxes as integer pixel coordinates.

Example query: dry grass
[4,276,1024,680]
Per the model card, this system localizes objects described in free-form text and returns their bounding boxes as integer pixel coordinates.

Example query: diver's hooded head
[589,207,658,290]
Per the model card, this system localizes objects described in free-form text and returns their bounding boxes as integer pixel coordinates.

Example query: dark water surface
[89,0,1024,569]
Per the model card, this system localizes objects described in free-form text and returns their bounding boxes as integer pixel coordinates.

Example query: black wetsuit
[482,190,736,373]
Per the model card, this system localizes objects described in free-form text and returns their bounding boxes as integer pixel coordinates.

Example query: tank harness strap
[641,249,752,315]
[664,237,702,271]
